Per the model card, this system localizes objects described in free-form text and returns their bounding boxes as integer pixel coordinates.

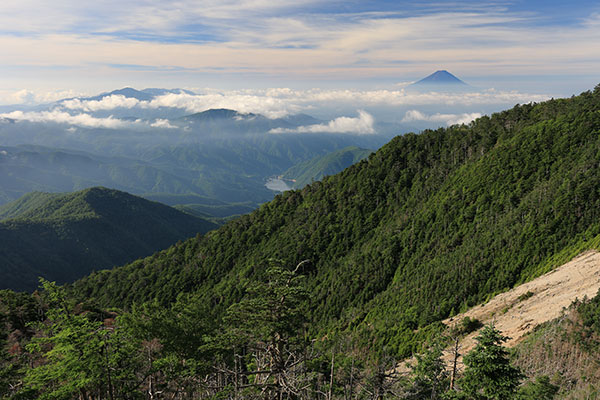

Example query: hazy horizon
[1,0,599,109]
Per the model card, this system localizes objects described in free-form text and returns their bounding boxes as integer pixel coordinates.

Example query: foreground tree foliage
[119,293,219,398]
[0,282,570,399]
[22,280,142,400]
[222,260,314,399]
[402,341,448,399]
[456,325,523,400]
[516,376,558,400]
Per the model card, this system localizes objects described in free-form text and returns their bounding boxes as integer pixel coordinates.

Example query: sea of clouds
[0,87,550,133]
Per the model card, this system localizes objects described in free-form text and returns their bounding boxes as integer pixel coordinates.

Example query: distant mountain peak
[86,87,155,102]
[183,108,259,121]
[414,70,467,86]
[141,88,196,96]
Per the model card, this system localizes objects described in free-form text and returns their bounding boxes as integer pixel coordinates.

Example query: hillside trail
[398,250,600,373]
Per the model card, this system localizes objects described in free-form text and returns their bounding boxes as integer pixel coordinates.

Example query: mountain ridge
[282,146,373,189]
[0,187,218,291]
[72,86,600,358]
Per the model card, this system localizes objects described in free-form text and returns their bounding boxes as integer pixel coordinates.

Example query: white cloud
[54,88,548,116]
[270,110,375,135]
[145,92,298,118]
[2,89,84,105]
[401,110,482,126]
[0,3,599,93]
[9,90,36,105]
[150,118,176,129]
[0,110,135,129]
[0,109,183,130]
[0,86,550,134]
[57,91,299,118]
[61,95,140,111]
[290,88,550,107]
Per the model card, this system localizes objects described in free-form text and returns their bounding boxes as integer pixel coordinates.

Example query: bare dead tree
[449,337,460,391]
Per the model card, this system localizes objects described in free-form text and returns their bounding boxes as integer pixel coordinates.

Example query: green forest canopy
[72,86,600,358]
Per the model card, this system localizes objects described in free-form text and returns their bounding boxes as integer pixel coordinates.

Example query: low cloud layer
[2,89,84,105]
[49,88,549,121]
[62,95,140,112]
[270,110,375,135]
[150,119,176,129]
[0,86,551,133]
[0,110,142,129]
[402,110,482,126]
[145,92,298,119]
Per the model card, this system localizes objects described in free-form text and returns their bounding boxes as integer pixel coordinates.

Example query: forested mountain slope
[73,86,600,357]
[0,109,389,207]
[0,188,217,291]
[283,146,373,189]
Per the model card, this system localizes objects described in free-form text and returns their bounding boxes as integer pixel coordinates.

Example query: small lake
[265,177,292,192]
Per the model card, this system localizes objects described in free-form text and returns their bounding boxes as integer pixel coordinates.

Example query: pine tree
[459,324,523,400]
[405,341,449,399]
[223,260,312,399]
[22,279,140,399]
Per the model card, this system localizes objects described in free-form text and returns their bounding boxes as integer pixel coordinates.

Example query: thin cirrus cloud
[270,110,375,135]
[0,1,599,93]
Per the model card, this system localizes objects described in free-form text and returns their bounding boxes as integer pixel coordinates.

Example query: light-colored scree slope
[446,250,600,353]
[398,251,600,374]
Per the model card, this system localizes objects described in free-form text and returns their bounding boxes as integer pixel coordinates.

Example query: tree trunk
[328,351,335,400]
[450,337,460,391]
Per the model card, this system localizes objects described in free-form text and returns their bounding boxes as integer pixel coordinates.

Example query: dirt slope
[400,250,600,373]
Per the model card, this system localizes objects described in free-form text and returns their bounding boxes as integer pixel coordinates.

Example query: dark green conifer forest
[74,86,600,354]
[0,187,218,291]
[2,86,600,398]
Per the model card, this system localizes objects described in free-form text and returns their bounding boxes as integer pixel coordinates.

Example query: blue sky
[0,0,599,106]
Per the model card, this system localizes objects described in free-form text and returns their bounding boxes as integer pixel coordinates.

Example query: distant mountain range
[178,108,322,133]
[0,90,392,214]
[79,87,195,102]
[0,187,217,291]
